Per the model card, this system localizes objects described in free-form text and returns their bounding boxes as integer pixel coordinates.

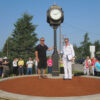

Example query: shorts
[2,65,9,73]
[38,59,47,69]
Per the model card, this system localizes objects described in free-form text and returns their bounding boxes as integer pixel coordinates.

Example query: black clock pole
[52,26,59,76]
[47,4,64,76]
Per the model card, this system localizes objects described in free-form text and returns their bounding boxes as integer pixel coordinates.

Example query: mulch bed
[0,76,100,97]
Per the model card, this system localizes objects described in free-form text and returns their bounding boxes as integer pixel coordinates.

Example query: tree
[2,13,38,61]
[0,51,2,57]
[73,44,83,59]
[80,33,91,58]
[94,40,100,56]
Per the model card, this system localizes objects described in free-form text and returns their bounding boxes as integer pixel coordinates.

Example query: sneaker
[63,78,68,80]
[68,78,72,80]
[42,75,48,79]
[38,76,41,79]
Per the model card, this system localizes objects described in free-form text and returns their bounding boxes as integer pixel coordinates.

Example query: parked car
[75,58,85,64]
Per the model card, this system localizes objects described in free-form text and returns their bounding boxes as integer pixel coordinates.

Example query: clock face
[50,9,62,20]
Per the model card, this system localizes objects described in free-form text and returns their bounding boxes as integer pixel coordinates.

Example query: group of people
[0,37,75,80]
[13,56,53,76]
[12,57,38,76]
[0,57,39,78]
[83,56,100,76]
[1,37,100,80]
[0,56,53,78]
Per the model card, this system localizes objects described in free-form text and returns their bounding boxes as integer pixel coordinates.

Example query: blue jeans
[19,67,24,75]
[48,67,52,73]
[26,68,32,75]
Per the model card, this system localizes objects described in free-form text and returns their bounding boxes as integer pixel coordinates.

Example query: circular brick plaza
[0,75,100,98]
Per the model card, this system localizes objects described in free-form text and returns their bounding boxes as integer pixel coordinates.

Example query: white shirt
[88,59,91,65]
[63,44,75,59]
[13,60,18,67]
[35,60,38,66]
[26,60,33,68]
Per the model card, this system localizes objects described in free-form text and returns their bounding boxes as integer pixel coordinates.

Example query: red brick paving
[0,76,100,97]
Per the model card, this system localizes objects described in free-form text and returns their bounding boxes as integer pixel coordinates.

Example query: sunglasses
[65,41,68,42]
[40,40,45,41]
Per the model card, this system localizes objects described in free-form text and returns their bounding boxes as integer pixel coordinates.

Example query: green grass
[73,71,84,76]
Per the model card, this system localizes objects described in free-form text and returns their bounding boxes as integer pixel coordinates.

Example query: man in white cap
[2,57,9,78]
[62,38,75,80]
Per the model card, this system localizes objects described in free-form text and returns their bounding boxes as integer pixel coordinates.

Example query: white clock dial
[50,9,62,20]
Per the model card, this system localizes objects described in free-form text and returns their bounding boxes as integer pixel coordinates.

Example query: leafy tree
[94,40,100,57]
[94,40,100,52]
[2,13,38,61]
[73,44,83,59]
[80,33,91,58]
[0,51,2,57]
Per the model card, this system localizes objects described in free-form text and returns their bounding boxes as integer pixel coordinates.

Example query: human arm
[48,47,53,51]
[32,61,34,67]
[35,51,39,62]
[71,45,75,57]
[94,62,99,72]
[22,61,24,66]
[71,45,75,61]
[94,65,99,72]
[26,61,28,67]
[35,45,40,62]
[3,60,9,65]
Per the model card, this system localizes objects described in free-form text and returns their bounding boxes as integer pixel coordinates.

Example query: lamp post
[47,5,64,76]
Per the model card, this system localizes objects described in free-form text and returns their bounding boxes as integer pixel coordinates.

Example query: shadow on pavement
[0,97,9,100]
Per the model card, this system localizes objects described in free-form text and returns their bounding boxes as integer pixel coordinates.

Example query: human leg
[42,60,47,78]
[87,68,89,75]
[2,65,6,78]
[84,66,87,75]
[30,68,32,75]
[67,61,72,79]
[18,67,21,75]
[16,67,18,75]
[43,68,46,76]
[48,66,50,73]
[26,68,29,75]
[50,67,52,73]
[38,68,41,78]
[13,67,15,75]
[21,67,24,75]
[35,65,38,74]
[92,67,94,76]
[63,58,68,79]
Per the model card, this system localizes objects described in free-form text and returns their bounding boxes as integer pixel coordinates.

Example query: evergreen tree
[80,33,91,57]
[2,13,38,61]
[73,44,83,59]
[94,40,100,56]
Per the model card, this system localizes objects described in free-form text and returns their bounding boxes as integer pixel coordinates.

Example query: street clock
[47,5,64,76]
[47,5,64,26]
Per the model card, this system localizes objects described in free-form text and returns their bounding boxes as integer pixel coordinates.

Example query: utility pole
[59,24,61,53]
[62,34,64,46]
[7,40,8,57]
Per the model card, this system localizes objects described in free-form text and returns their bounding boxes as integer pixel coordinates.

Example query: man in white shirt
[62,38,75,80]
[26,57,34,75]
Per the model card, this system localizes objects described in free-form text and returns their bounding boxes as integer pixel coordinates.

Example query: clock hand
[53,13,58,15]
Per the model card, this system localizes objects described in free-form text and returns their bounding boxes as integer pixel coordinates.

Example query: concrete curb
[0,75,100,100]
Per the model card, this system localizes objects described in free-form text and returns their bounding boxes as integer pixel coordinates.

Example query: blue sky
[0,0,100,52]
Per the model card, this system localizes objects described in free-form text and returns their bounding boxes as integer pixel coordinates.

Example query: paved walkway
[0,74,100,100]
